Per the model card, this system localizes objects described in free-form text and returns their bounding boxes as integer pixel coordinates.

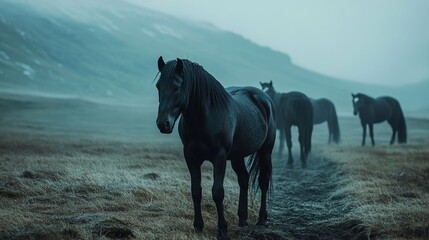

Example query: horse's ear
[351,93,356,98]
[259,81,263,87]
[158,56,165,72]
[176,58,183,75]
[269,80,273,86]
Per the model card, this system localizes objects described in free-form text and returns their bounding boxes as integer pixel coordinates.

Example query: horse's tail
[397,103,407,143]
[247,153,273,199]
[247,90,275,199]
[329,106,341,143]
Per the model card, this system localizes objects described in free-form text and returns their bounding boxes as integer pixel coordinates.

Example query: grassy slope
[2,0,428,114]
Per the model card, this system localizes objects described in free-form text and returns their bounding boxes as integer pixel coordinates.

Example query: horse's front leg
[184,150,204,232]
[369,123,375,146]
[212,150,229,240]
[361,122,367,146]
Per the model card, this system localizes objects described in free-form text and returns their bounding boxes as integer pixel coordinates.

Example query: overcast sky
[128,0,429,86]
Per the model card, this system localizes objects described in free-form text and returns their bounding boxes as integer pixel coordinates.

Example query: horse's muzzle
[157,119,173,134]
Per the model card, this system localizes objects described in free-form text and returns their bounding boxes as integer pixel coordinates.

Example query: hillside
[0,0,427,114]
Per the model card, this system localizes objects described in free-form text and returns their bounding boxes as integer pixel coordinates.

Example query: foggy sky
[128,0,429,86]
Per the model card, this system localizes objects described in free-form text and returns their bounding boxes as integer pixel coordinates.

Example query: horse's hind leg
[298,127,306,168]
[285,127,293,167]
[388,120,397,145]
[390,128,397,145]
[256,145,273,228]
[231,158,249,227]
[253,124,275,230]
[327,121,332,144]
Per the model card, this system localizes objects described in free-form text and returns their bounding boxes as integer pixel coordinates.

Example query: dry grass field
[0,131,257,240]
[322,144,429,239]
[1,93,428,239]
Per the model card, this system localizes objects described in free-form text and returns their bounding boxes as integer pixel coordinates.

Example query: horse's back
[227,86,275,117]
[373,96,397,123]
[278,91,312,125]
[378,96,399,106]
[311,98,333,124]
[225,86,276,158]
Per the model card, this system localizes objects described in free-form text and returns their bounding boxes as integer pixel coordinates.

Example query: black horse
[260,81,313,168]
[352,93,407,146]
[310,98,340,143]
[156,57,276,239]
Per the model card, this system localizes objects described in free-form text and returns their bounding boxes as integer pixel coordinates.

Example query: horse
[352,93,407,146]
[260,81,313,168]
[310,98,340,143]
[155,57,276,240]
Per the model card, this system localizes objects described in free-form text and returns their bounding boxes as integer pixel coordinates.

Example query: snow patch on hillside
[153,23,182,39]
[16,62,35,79]
[141,28,156,38]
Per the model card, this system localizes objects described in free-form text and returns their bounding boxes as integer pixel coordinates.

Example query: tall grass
[320,144,429,239]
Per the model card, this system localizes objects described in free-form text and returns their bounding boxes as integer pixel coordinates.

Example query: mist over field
[1,1,429,239]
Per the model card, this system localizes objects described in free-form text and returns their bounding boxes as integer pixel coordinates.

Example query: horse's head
[155,56,187,134]
[260,81,276,98]
[351,93,360,116]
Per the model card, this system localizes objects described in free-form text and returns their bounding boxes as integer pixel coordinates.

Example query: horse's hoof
[287,163,293,169]
[194,226,203,233]
[217,231,230,240]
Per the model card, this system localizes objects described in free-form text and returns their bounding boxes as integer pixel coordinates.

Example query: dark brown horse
[352,93,407,146]
[260,81,313,168]
[156,57,276,239]
[310,98,340,143]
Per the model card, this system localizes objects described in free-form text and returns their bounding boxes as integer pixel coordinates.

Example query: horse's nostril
[165,120,171,129]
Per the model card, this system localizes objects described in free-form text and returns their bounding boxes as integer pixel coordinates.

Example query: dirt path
[252,148,365,240]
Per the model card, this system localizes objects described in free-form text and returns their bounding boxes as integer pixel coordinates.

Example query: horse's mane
[355,93,374,101]
[159,59,231,110]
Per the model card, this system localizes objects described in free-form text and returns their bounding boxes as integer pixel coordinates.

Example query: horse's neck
[360,95,374,103]
[272,92,283,108]
[181,102,230,131]
[182,74,231,125]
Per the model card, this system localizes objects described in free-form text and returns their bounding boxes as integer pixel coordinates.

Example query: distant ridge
[0,0,427,114]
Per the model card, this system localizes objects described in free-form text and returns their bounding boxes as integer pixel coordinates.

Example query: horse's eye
[173,86,180,92]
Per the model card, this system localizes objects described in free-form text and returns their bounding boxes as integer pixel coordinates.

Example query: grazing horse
[352,93,407,146]
[260,81,313,168]
[310,98,340,143]
[156,57,276,239]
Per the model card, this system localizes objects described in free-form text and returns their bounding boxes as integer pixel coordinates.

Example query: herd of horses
[154,57,407,239]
